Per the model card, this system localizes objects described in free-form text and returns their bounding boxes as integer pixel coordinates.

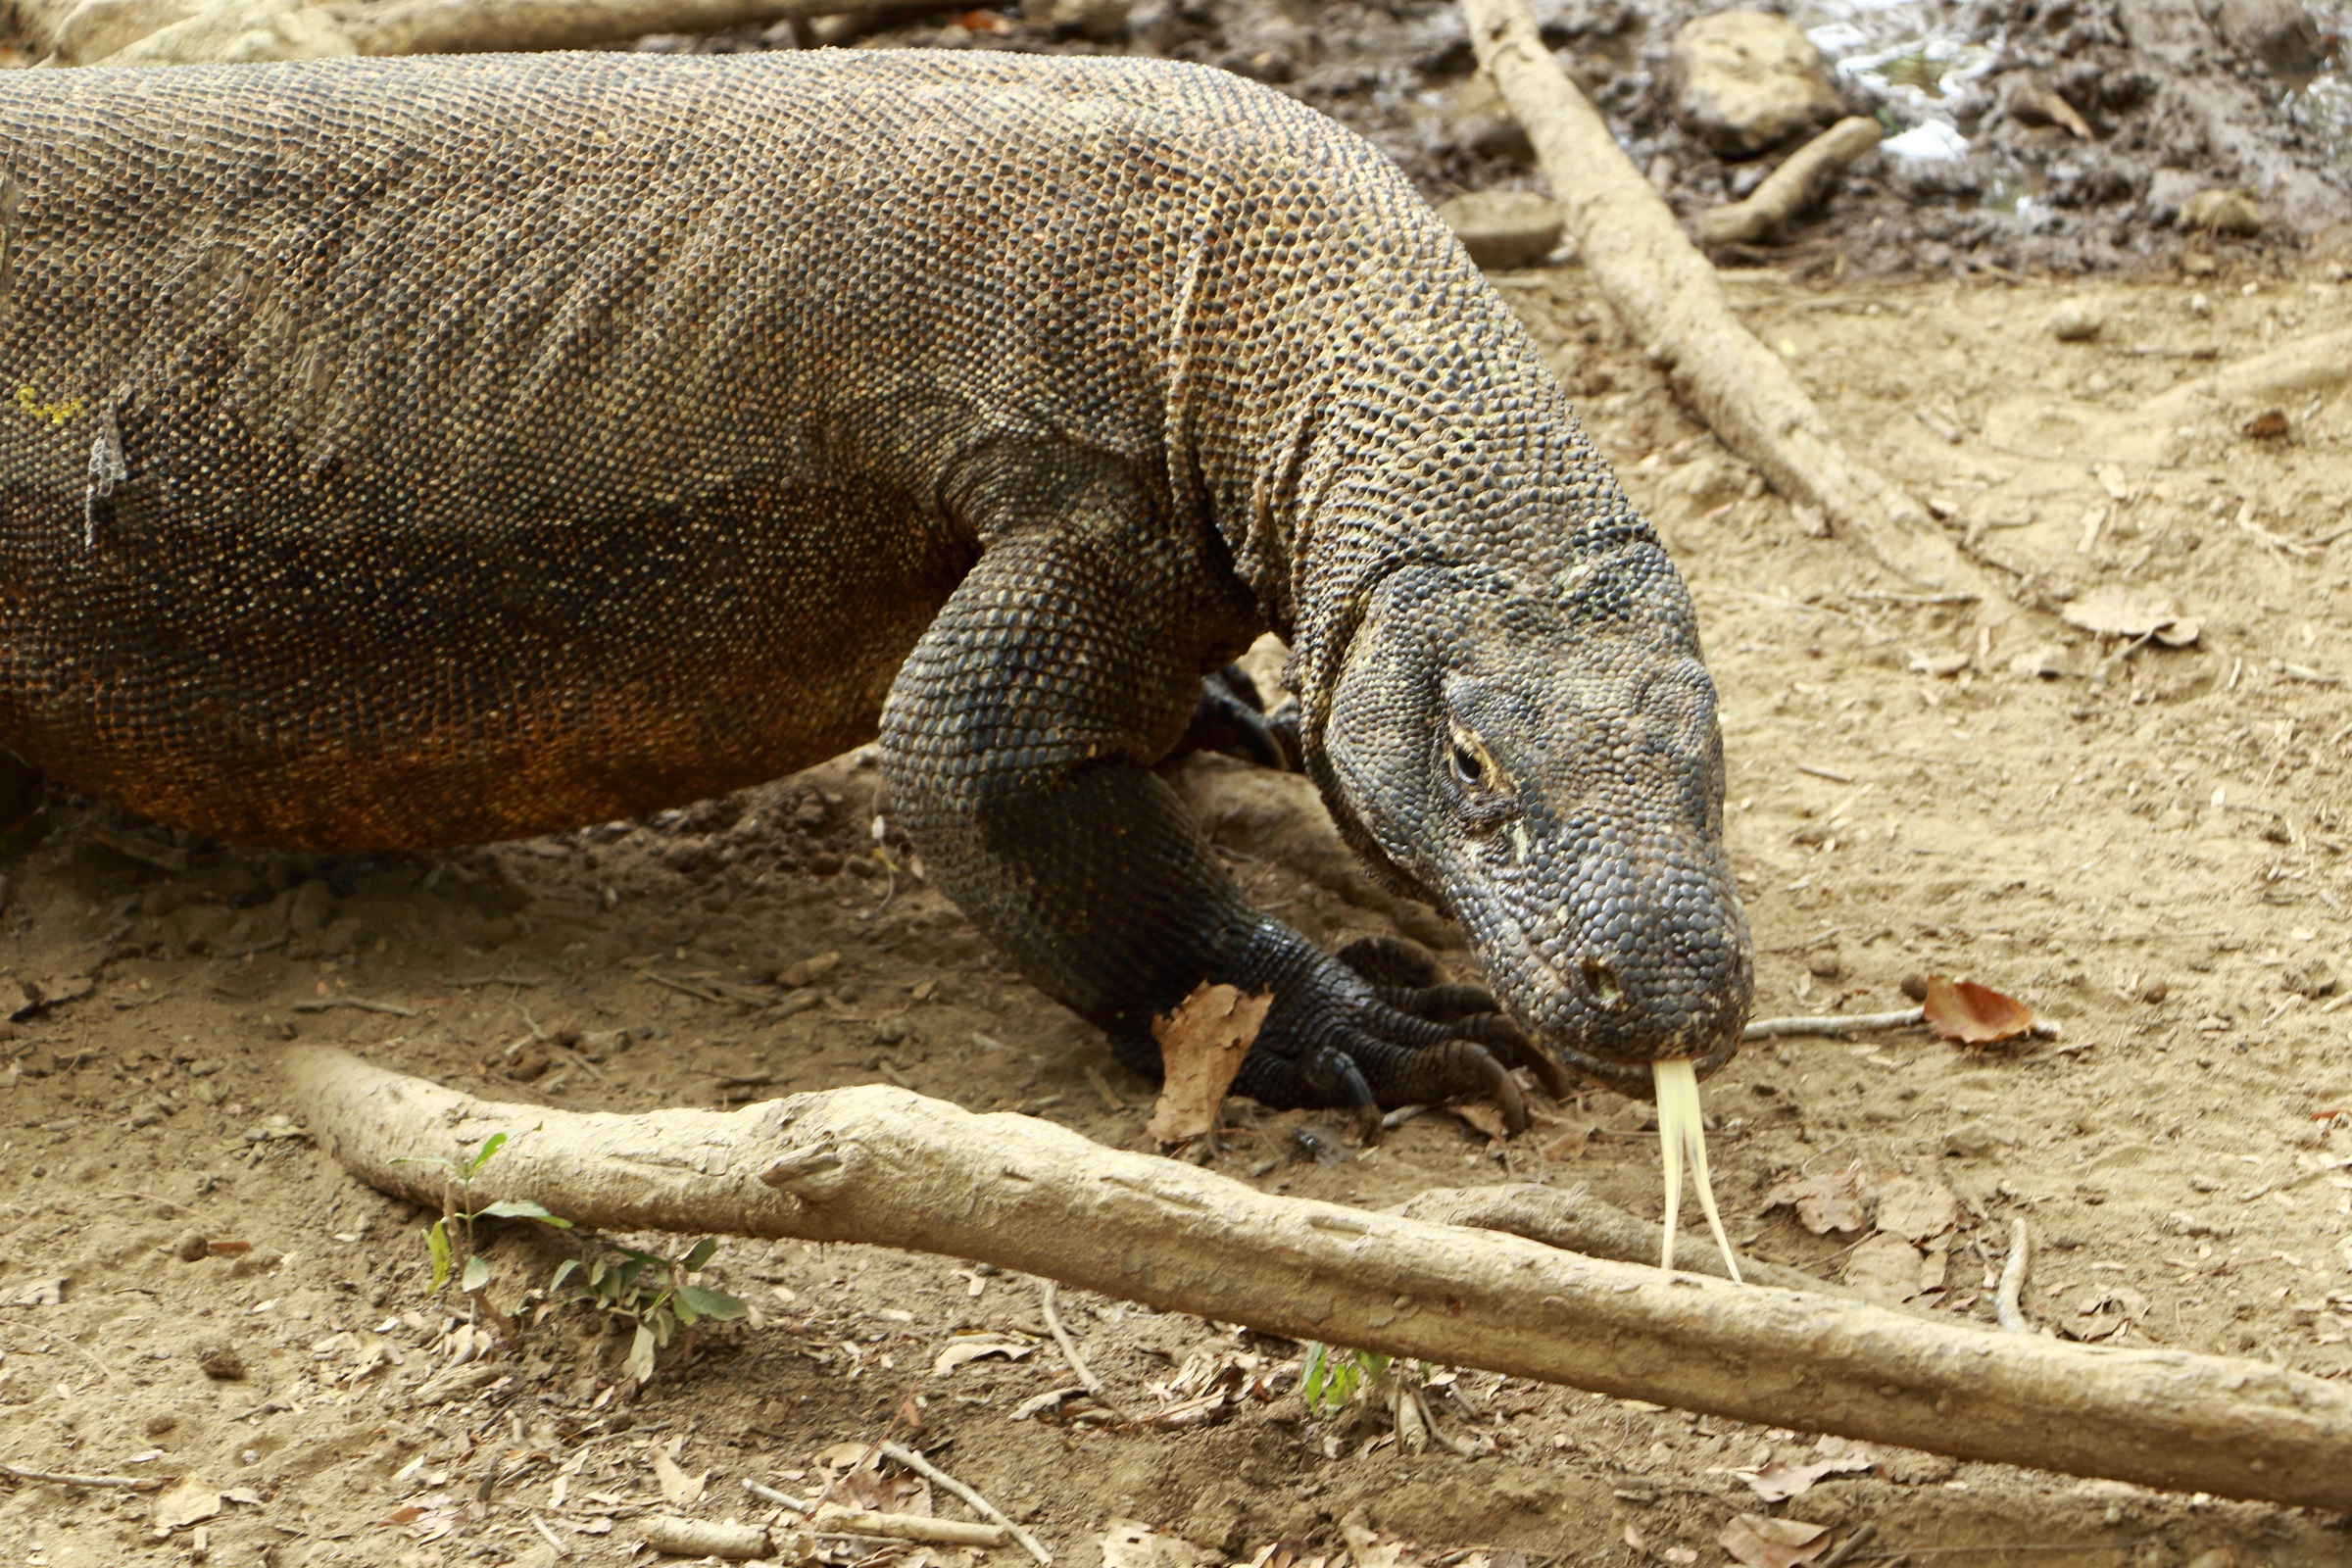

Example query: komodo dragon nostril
[1580,956,1627,1010]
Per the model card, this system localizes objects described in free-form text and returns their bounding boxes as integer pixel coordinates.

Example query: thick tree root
[286,1046,2352,1512]
[1459,0,2005,609]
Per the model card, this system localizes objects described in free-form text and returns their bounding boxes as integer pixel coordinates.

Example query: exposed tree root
[1695,118,1885,248]
[1459,0,2006,610]
[287,1045,2352,1511]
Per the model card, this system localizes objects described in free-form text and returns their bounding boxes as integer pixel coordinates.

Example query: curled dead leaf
[931,1338,1034,1376]
[2059,584,2196,644]
[1147,983,1271,1149]
[151,1477,222,1535]
[1920,976,2035,1045]
[1762,1167,1864,1235]
[1718,1514,1833,1568]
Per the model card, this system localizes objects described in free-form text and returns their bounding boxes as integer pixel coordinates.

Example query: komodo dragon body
[0,51,1749,1114]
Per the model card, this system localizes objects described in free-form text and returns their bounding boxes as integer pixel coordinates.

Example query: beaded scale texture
[0,50,1750,1111]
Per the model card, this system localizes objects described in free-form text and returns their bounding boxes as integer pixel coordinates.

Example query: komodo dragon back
[1,51,1750,1111]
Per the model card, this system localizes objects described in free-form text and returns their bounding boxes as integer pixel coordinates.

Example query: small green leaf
[425,1221,453,1293]
[461,1254,490,1293]
[627,1324,657,1384]
[650,1306,675,1347]
[676,1286,749,1322]
[588,1257,609,1288]
[550,1259,580,1293]
[672,1294,699,1329]
[479,1200,568,1226]
[681,1238,718,1273]
[465,1132,510,1179]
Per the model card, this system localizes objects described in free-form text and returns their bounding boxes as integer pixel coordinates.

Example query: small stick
[638,1515,768,1560]
[1743,1008,1924,1040]
[742,1477,811,1511]
[1996,1218,2033,1334]
[0,1461,162,1491]
[1820,1522,1879,1568]
[811,1505,1010,1547]
[877,1442,1052,1565]
[1039,1281,1100,1393]
[292,997,418,1017]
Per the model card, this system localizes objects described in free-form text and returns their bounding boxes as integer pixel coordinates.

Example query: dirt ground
[3,243,2350,1566]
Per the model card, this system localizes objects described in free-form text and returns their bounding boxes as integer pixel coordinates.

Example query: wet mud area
[4,255,2351,1565]
[622,0,2352,278]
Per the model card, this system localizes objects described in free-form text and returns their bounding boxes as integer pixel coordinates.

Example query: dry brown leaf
[1735,1452,1875,1502]
[1718,1514,1833,1568]
[1920,976,2035,1045]
[2059,585,2193,643]
[1842,1233,1930,1305]
[152,1477,222,1534]
[1448,1102,1511,1143]
[930,1338,1033,1376]
[0,1277,67,1308]
[1101,1518,1220,1568]
[1146,983,1271,1148]
[1873,1177,1958,1244]
[1762,1168,1864,1234]
[650,1436,704,1507]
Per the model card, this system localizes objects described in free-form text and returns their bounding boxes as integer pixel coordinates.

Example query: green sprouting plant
[550,1236,749,1385]
[1300,1342,1393,1415]
[391,1131,570,1298]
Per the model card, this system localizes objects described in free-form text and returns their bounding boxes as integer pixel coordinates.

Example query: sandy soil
[4,260,2352,1566]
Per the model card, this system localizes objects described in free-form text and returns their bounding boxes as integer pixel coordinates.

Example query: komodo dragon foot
[1110,931,1572,1136]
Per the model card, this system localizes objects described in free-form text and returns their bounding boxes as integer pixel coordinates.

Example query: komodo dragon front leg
[882,514,1541,1131]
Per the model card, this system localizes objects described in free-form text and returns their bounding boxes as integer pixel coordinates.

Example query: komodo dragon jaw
[1317,556,1753,1094]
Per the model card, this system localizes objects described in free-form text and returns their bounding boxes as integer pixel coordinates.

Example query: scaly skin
[0,50,1751,1119]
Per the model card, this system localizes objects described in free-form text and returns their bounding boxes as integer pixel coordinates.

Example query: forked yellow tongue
[1653,1057,1742,1284]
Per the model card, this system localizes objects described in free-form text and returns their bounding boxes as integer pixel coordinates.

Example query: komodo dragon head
[1310,545,1751,1094]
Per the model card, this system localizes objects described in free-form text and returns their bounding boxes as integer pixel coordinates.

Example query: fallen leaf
[650,1437,704,1507]
[2243,408,2290,440]
[152,1477,222,1534]
[0,1277,66,1308]
[1843,1233,1930,1305]
[1718,1514,1833,1568]
[1920,976,2035,1045]
[1873,1177,1958,1244]
[1763,1168,1865,1235]
[1102,1518,1221,1568]
[931,1338,1034,1376]
[1448,1102,1510,1143]
[2060,584,2186,641]
[1147,983,1272,1148]
[1736,1452,1875,1502]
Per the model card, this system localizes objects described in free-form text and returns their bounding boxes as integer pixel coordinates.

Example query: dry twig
[1744,1008,1925,1040]
[0,1461,163,1491]
[876,1442,1051,1565]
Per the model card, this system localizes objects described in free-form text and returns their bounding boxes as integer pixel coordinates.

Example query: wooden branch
[286,1047,2352,1510]
[1742,1007,1925,1040]
[1389,1183,1843,1297]
[1696,118,1884,248]
[1459,0,2005,608]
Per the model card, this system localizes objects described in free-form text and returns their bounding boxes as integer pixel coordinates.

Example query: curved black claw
[1334,935,1443,989]
[1171,665,1297,772]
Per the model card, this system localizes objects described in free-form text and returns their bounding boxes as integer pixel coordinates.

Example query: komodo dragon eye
[1446,723,1507,798]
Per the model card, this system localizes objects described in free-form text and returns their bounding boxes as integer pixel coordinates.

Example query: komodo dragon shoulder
[0,50,1750,1116]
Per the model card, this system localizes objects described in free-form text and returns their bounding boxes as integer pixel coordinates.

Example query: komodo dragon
[0,50,1751,1122]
